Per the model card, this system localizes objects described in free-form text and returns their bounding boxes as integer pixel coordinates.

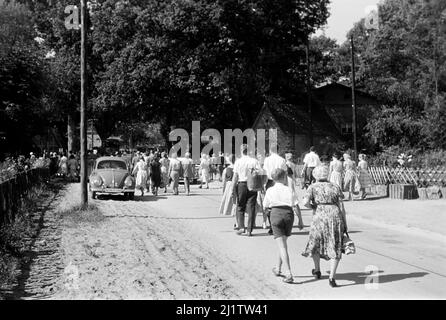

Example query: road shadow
[354,195,388,201]
[248,229,362,237]
[134,195,168,202]
[96,194,168,202]
[294,270,429,287]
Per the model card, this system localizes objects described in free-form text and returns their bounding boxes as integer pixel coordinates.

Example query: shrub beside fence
[0,168,50,228]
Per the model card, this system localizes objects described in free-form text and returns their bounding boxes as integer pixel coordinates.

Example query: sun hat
[312,165,329,181]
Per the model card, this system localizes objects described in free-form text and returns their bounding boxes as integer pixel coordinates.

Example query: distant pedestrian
[199,154,210,189]
[67,154,79,182]
[168,153,181,195]
[285,153,304,230]
[219,154,237,218]
[302,146,321,188]
[149,153,162,196]
[49,152,58,175]
[59,153,68,177]
[343,153,359,201]
[159,152,170,193]
[329,152,343,189]
[301,165,348,288]
[263,168,297,284]
[132,156,148,196]
[181,152,195,195]
[217,151,225,182]
[357,154,373,200]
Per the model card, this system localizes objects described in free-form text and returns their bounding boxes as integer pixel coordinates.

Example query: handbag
[247,168,263,192]
[342,232,356,255]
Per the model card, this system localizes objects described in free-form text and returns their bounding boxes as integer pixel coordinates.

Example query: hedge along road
[15,182,446,299]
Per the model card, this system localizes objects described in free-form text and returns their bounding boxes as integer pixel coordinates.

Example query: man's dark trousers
[236,182,257,232]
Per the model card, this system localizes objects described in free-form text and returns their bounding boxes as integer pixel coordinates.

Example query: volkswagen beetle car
[89,156,135,200]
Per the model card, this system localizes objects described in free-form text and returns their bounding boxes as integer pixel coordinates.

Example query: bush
[367,147,446,168]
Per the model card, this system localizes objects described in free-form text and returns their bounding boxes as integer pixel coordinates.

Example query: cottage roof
[253,96,339,138]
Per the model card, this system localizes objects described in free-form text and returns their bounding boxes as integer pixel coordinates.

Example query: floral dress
[343,159,360,192]
[302,182,346,260]
[159,157,170,188]
[329,159,343,189]
[357,160,373,188]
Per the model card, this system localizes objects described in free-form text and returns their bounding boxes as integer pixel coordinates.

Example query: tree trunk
[67,113,75,154]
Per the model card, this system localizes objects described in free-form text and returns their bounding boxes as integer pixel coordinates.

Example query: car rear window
[97,160,127,170]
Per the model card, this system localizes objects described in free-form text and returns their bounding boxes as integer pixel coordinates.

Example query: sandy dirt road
[9,181,446,300]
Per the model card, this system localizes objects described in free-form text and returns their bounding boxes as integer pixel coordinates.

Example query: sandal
[283,275,293,284]
[272,268,283,277]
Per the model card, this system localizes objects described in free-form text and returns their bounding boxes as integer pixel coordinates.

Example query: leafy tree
[341,0,446,150]
[91,0,331,142]
[0,0,48,155]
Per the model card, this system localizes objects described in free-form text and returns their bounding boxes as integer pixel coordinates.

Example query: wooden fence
[368,166,446,186]
[0,168,50,229]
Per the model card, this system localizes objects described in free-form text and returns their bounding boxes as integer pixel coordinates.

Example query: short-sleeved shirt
[263,153,287,180]
[181,158,195,178]
[169,158,181,171]
[263,182,298,208]
[233,155,261,182]
[303,151,321,168]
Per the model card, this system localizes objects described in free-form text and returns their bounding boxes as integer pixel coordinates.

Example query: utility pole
[350,34,358,162]
[80,0,88,207]
[306,38,313,146]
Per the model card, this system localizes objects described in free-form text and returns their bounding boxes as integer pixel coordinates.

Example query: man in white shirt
[302,146,321,187]
[262,147,287,234]
[263,149,287,190]
[232,144,261,236]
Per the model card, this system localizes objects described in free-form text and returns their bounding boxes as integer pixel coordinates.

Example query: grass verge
[56,203,105,228]
[0,182,56,290]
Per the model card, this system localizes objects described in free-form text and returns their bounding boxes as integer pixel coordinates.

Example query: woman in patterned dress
[328,153,343,189]
[357,154,373,199]
[343,153,359,201]
[302,165,348,288]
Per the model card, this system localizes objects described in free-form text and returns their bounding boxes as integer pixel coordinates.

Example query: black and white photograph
[1,0,445,303]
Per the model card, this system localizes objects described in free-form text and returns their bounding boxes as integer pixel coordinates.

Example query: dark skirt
[270,206,294,239]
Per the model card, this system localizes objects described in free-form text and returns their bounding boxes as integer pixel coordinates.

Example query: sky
[317,0,381,44]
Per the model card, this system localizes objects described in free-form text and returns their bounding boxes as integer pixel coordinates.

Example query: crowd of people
[2,145,371,287]
[215,144,373,287]
[0,151,68,182]
[128,149,237,197]
[129,149,197,197]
